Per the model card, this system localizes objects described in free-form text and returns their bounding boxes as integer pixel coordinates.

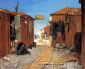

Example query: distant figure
[16,42,31,55]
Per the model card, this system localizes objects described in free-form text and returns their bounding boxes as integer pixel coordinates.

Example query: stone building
[0,9,34,58]
[50,7,81,49]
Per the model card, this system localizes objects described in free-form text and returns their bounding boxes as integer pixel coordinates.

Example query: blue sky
[0,0,81,34]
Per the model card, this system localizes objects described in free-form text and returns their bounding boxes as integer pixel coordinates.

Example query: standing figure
[10,20,16,54]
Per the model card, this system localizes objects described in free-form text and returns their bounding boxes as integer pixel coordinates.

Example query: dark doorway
[10,16,16,53]
[74,32,82,54]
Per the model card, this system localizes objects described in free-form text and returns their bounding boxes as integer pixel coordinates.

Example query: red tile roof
[44,25,50,33]
[10,12,27,16]
[11,12,34,20]
[0,9,34,20]
[0,9,11,14]
[0,9,27,16]
[51,7,81,15]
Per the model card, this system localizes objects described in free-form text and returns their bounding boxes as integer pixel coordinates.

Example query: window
[29,21,33,33]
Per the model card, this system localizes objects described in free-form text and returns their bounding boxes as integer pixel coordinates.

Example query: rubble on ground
[0,47,43,69]
[63,61,82,69]
[42,61,82,69]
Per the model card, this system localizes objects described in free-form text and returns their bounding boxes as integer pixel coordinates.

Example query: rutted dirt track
[23,47,52,69]
[22,46,78,69]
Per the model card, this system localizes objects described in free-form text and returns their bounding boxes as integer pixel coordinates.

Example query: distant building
[50,7,82,48]
[37,29,45,41]
[44,24,50,39]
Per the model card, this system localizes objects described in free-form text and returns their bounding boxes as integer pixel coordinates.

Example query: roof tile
[51,7,81,15]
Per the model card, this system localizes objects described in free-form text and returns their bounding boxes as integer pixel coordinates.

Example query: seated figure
[16,42,31,55]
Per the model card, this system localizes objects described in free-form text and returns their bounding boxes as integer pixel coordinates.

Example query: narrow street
[23,46,52,69]
[0,0,84,69]
[22,40,81,69]
[0,40,82,69]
